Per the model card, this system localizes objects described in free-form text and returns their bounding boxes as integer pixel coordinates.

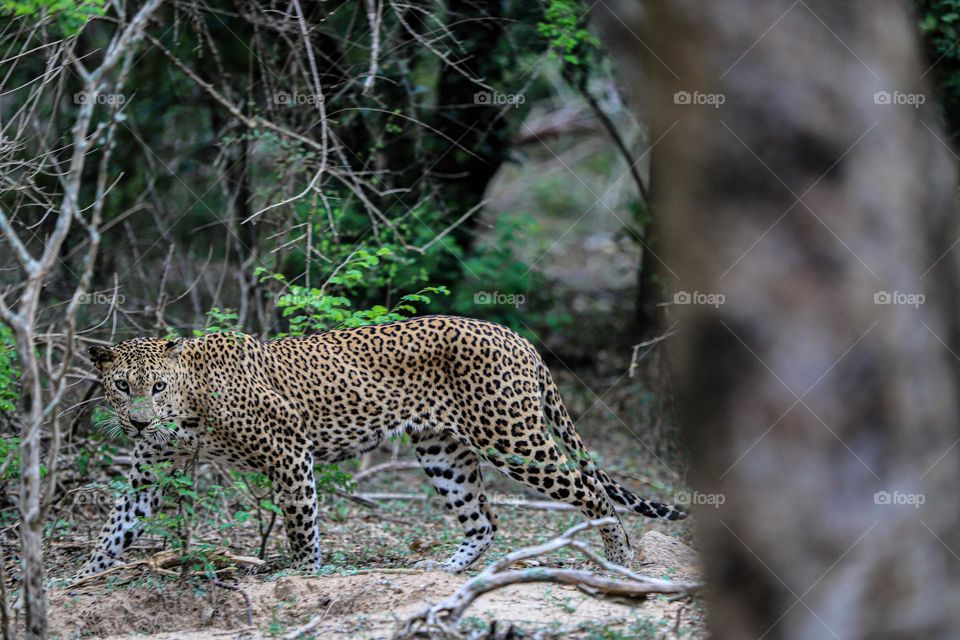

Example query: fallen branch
[394,517,701,639]
[283,597,338,640]
[61,558,153,589]
[352,460,423,483]
[57,548,264,589]
[355,492,634,513]
[210,578,254,627]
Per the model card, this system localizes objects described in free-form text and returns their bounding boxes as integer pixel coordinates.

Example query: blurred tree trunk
[598,1,960,637]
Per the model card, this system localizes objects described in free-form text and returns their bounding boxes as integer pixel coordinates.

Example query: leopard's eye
[114,380,130,393]
[152,381,167,394]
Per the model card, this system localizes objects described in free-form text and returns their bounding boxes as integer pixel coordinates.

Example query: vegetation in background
[0,0,104,35]
[918,0,960,141]
[0,324,17,415]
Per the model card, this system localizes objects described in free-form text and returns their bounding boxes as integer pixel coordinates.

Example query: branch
[564,69,649,203]
[210,578,254,627]
[86,0,164,83]
[362,0,382,95]
[394,518,701,639]
[142,31,331,170]
[0,207,37,271]
[282,598,339,640]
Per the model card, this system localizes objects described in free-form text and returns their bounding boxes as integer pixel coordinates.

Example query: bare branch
[395,518,701,638]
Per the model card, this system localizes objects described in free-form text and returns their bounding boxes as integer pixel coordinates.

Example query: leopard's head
[89,338,197,443]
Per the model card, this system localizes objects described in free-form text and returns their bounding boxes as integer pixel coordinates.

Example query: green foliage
[0,436,46,481]
[113,459,357,571]
[193,308,241,336]
[538,0,601,65]
[74,433,118,476]
[450,214,559,335]
[0,437,20,481]
[0,0,105,35]
[0,323,17,414]
[139,463,220,572]
[257,247,449,336]
[918,0,960,140]
[279,201,460,302]
[314,463,355,497]
[133,463,276,572]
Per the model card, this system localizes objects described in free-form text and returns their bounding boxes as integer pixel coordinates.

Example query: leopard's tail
[537,362,688,521]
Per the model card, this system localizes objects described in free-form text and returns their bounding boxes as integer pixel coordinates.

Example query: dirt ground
[47,531,702,639]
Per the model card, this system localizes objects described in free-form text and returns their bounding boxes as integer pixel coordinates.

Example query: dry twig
[394,517,701,639]
[282,597,338,640]
[210,578,254,627]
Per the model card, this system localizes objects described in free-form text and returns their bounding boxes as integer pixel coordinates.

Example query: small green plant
[74,432,118,476]
[257,248,449,336]
[106,458,359,573]
[0,437,20,481]
[538,0,601,65]
[0,323,19,414]
[138,462,221,573]
[194,307,241,336]
[544,586,577,613]
[106,462,271,574]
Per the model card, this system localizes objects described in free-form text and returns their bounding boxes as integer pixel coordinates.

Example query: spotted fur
[78,315,685,577]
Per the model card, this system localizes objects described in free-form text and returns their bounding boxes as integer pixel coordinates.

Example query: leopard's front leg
[271,447,322,572]
[209,384,322,572]
[75,440,185,579]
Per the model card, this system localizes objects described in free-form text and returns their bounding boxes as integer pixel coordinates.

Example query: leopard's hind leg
[479,424,634,565]
[410,429,498,572]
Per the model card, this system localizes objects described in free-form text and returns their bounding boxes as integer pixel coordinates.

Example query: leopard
[77,315,686,578]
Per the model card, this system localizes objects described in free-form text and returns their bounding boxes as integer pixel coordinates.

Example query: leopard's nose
[130,418,149,433]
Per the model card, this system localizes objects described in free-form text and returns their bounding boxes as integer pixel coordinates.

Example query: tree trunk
[598,1,960,637]
[18,331,46,639]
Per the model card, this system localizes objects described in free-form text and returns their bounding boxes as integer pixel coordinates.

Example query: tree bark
[598,1,960,637]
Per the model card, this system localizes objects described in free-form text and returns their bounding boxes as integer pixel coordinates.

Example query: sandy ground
[47,532,702,639]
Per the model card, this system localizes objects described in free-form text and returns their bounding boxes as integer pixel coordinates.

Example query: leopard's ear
[88,345,115,370]
[164,339,184,361]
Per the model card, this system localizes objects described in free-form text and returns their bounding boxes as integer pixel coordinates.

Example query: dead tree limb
[282,598,338,640]
[394,518,700,639]
[210,578,254,627]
